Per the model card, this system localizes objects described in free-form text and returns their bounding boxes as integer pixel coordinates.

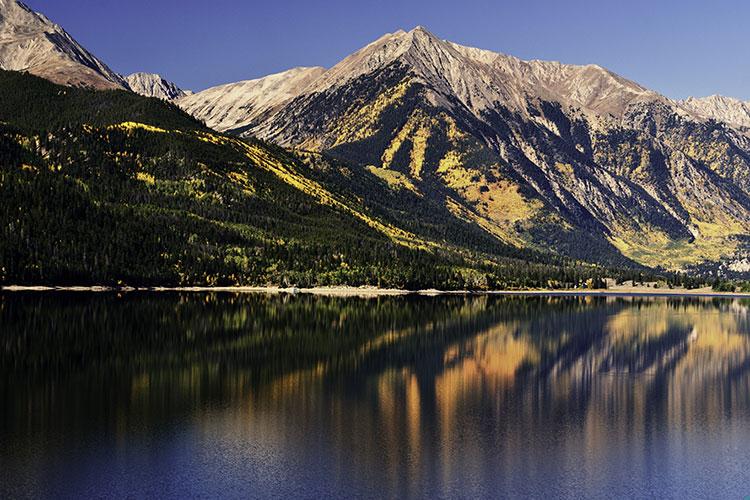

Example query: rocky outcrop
[125,72,187,100]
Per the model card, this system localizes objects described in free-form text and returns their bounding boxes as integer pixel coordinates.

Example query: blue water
[1,293,749,498]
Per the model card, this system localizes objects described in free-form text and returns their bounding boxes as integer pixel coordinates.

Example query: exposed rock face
[176,67,326,132]
[679,95,750,129]
[182,27,750,271]
[0,0,125,89]
[125,72,187,100]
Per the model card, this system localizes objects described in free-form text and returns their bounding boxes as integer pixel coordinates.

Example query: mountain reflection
[2,293,750,498]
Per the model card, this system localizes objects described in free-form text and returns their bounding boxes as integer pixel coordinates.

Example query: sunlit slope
[0,70,624,288]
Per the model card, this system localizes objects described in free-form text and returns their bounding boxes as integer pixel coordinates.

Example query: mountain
[0,0,125,89]
[176,67,325,132]
[125,72,188,100]
[679,95,750,129]
[2,68,647,288]
[181,27,750,273]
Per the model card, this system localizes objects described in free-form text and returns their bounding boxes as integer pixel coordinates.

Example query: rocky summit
[125,72,189,100]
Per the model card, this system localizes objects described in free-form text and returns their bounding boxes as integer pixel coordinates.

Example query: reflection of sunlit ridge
[689,324,746,353]
[663,308,750,431]
[440,322,540,382]
[434,322,539,428]
[605,309,691,375]
[105,297,750,499]
[444,321,540,383]
[356,322,436,359]
[606,308,674,343]
[593,301,750,376]
[309,319,547,487]
[211,296,508,412]
[16,293,750,500]
[230,298,750,499]
[266,362,328,400]
[255,301,520,402]
[374,367,426,494]
[539,301,750,431]
[674,315,750,378]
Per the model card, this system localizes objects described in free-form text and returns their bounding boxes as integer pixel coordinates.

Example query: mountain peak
[184,27,672,135]
[409,25,433,35]
[125,72,188,100]
[0,0,125,89]
[406,25,445,48]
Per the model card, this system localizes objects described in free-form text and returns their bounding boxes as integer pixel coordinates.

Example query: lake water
[1,292,749,498]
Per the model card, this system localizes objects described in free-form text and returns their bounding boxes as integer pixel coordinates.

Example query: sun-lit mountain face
[679,95,750,129]
[180,26,750,272]
[177,67,326,132]
[125,72,188,100]
[0,0,125,89]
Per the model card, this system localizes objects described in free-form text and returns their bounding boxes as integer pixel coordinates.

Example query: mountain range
[2,0,750,285]
[177,26,750,272]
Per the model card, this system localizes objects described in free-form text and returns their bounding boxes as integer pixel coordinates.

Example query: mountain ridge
[182,26,750,132]
[0,0,125,89]
[177,66,325,132]
[679,94,750,128]
[125,72,189,100]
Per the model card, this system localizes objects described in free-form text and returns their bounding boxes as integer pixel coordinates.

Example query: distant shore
[2,284,750,299]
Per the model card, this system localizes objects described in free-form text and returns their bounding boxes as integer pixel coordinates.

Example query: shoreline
[2,284,750,299]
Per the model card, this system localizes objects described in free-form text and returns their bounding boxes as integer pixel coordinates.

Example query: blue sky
[24,0,750,99]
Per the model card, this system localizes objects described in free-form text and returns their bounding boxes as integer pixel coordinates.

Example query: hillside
[0,69,650,289]
[0,69,201,131]
[177,67,326,132]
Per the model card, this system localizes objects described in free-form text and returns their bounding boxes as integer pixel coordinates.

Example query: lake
[1,292,749,498]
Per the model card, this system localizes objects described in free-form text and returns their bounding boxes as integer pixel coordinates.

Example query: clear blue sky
[24,0,750,99]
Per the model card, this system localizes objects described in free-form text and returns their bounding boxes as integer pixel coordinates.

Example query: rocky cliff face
[679,95,750,129]
[176,67,325,132]
[181,27,750,272]
[0,0,125,89]
[125,72,188,100]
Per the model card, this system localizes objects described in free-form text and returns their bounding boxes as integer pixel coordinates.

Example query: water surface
[1,293,749,498]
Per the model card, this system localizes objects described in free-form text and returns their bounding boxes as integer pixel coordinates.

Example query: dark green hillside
[0,70,672,289]
[0,70,203,132]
